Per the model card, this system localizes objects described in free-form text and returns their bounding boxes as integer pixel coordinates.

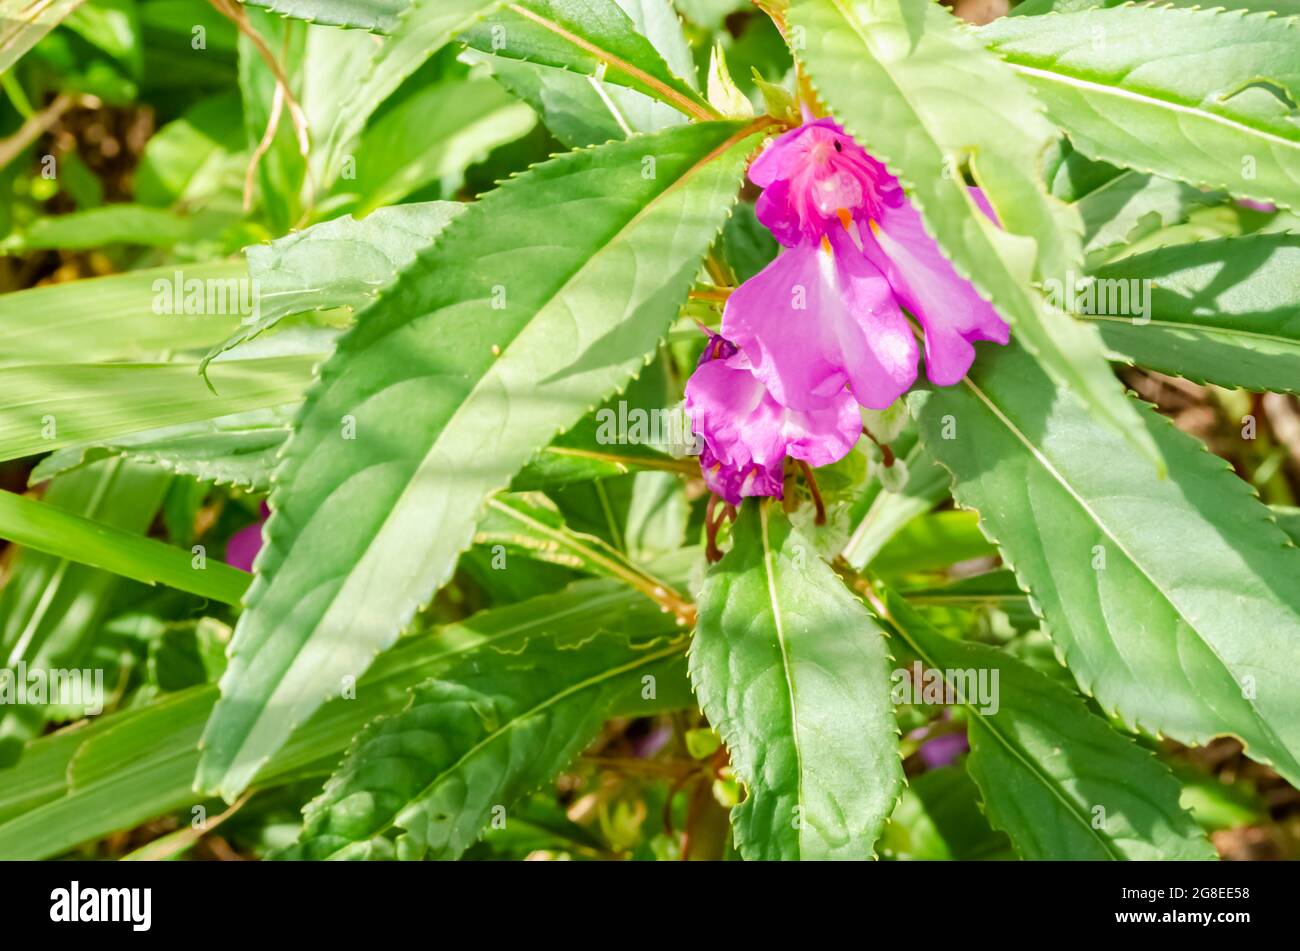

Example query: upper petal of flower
[721,234,918,412]
[749,118,896,245]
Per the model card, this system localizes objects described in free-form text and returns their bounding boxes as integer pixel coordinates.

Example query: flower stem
[797,460,826,525]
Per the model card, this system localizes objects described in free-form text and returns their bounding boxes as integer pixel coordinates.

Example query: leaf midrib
[506,2,718,121]
[884,610,1123,860]
[758,503,806,858]
[1079,311,1300,350]
[1007,63,1300,152]
[958,374,1294,765]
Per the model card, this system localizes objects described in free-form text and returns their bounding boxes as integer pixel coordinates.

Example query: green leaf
[28,407,296,490]
[1,204,197,252]
[789,0,1163,474]
[707,41,754,118]
[842,444,947,570]
[881,592,1216,860]
[0,460,170,758]
[149,620,229,692]
[201,201,465,370]
[243,0,408,32]
[463,0,717,121]
[899,568,1026,610]
[317,0,508,197]
[624,469,688,560]
[981,7,1300,213]
[29,418,687,495]
[196,119,763,800]
[880,766,1011,860]
[1275,505,1300,545]
[909,339,1300,785]
[0,261,245,365]
[870,510,996,577]
[691,502,903,860]
[0,355,317,463]
[0,486,249,605]
[475,494,691,613]
[0,578,680,859]
[134,91,245,207]
[1011,0,1300,25]
[465,47,685,148]
[1075,171,1223,266]
[0,0,86,72]
[336,78,535,215]
[63,0,141,75]
[1082,234,1300,394]
[1047,141,1126,203]
[282,626,688,859]
[614,0,697,90]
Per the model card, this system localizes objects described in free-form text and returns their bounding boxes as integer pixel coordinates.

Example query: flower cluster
[685,117,1008,506]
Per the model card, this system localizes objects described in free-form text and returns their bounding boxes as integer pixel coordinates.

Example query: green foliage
[1085,235,1300,394]
[692,502,902,859]
[1,0,1298,865]
[910,341,1300,785]
[283,624,688,859]
[0,481,249,604]
[982,7,1300,213]
[884,592,1216,860]
[196,120,761,801]
[464,0,713,118]
[0,460,170,759]
[202,201,466,369]
[0,356,318,463]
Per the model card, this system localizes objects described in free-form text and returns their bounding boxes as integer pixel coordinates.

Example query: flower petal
[754,177,803,248]
[226,520,265,572]
[748,118,895,245]
[862,194,1008,386]
[686,355,789,469]
[698,443,784,506]
[685,350,861,504]
[722,236,917,412]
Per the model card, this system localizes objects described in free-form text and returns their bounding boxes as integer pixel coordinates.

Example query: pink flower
[226,502,269,572]
[684,116,1008,505]
[734,118,1008,401]
[721,227,917,411]
[684,335,860,506]
[751,118,896,246]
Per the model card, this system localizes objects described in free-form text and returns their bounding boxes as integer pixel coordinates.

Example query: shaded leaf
[196,120,763,800]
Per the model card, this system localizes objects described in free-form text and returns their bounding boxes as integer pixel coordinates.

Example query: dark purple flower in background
[1238,198,1276,213]
[226,501,269,572]
[917,730,970,769]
